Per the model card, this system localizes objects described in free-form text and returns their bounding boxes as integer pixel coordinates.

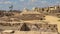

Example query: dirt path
[45,15,60,32]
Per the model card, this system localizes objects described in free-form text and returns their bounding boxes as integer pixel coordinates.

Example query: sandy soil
[45,15,60,32]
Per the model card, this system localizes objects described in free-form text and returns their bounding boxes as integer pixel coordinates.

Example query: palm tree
[9,5,13,11]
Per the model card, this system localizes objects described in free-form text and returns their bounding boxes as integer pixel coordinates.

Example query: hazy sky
[0,0,60,10]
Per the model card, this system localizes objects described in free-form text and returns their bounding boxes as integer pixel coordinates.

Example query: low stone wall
[14,31,58,34]
[0,23,58,32]
[0,31,58,34]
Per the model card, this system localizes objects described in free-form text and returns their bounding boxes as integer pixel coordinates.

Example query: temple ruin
[0,6,60,34]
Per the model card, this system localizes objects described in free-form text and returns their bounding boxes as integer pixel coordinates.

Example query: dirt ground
[44,15,60,32]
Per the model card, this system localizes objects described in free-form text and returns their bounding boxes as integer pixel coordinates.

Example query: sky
[0,0,60,10]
